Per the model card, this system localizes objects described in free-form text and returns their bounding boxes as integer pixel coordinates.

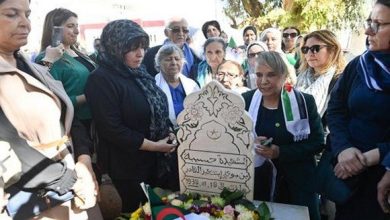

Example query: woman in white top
[155,44,200,128]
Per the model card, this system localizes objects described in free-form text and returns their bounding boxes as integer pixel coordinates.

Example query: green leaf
[256,202,271,220]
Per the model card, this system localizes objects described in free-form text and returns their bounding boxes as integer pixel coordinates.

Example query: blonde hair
[299,30,346,77]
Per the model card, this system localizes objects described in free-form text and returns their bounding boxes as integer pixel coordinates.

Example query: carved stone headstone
[176,81,254,200]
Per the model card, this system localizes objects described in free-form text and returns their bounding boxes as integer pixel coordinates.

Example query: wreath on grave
[124,187,271,220]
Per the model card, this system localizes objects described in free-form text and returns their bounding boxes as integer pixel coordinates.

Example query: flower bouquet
[128,187,272,220]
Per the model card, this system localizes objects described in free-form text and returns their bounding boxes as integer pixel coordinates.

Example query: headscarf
[259,28,283,53]
[99,19,171,140]
[359,50,390,92]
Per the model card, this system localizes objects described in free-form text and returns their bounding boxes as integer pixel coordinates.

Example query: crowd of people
[0,0,389,219]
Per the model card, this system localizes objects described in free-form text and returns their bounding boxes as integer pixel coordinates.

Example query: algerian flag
[225,37,245,64]
[140,182,188,220]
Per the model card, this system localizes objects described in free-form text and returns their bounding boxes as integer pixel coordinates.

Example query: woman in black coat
[85,19,176,212]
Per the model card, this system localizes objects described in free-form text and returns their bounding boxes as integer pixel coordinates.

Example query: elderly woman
[242,51,324,220]
[245,41,269,89]
[259,28,283,53]
[296,30,345,118]
[216,60,249,94]
[85,19,176,212]
[154,44,199,190]
[327,0,390,219]
[0,0,99,219]
[155,44,199,128]
[192,37,226,87]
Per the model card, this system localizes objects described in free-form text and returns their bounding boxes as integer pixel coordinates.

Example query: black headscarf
[99,19,171,140]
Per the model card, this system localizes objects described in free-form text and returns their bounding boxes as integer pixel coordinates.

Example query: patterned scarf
[359,50,390,92]
[130,67,171,140]
[249,87,310,141]
[295,66,336,116]
[98,19,171,140]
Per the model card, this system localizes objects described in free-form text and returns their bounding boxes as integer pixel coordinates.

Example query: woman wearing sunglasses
[327,0,390,219]
[282,27,300,66]
[296,30,345,119]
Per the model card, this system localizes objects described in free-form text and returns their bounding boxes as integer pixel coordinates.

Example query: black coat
[85,64,157,180]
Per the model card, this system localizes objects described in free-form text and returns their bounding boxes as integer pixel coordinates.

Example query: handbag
[6,186,74,220]
[310,150,359,204]
[0,141,22,189]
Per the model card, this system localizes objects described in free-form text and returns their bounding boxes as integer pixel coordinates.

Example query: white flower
[237,211,253,220]
[234,204,248,214]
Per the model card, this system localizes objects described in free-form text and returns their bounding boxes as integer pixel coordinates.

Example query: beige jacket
[0,53,74,158]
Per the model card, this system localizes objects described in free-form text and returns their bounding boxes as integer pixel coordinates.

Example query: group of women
[0,0,389,220]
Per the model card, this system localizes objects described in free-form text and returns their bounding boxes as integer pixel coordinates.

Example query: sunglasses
[282,33,298,38]
[301,45,329,54]
[247,51,262,58]
[168,27,190,34]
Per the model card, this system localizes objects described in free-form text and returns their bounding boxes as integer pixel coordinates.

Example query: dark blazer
[242,89,324,220]
[85,64,157,180]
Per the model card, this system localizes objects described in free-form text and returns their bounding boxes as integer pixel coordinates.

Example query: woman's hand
[140,133,177,153]
[378,171,390,213]
[73,155,98,210]
[335,147,366,179]
[254,136,279,159]
[42,44,64,64]
[154,134,177,153]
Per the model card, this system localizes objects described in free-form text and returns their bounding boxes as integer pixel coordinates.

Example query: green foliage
[222,0,367,33]
[256,202,271,220]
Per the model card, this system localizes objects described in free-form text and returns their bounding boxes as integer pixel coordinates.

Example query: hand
[73,156,98,210]
[378,171,390,213]
[363,148,380,167]
[42,44,64,64]
[254,136,279,159]
[155,135,177,153]
[335,147,366,178]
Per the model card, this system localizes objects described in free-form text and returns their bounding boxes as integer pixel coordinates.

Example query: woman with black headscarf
[85,19,176,212]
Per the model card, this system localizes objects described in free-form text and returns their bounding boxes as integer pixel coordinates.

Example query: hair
[246,41,269,55]
[154,44,185,72]
[243,25,257,37]
[217,59,244,77]
[376,0,390,7]
[282,27,301,36]
[201,20,221,39]
[259,28,282,42]
[298,30,346,77]
[40,8,77,52]
[255,51,289,77]
[217,59,245,87]
[203,37,226,53]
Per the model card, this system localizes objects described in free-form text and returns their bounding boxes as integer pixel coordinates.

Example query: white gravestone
[176,81,255,200]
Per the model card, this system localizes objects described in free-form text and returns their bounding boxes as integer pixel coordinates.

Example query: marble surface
[254,201,310,220]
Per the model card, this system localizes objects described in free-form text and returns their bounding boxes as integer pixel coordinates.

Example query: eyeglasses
[301,45,329,54]
[216,71,239,79]
[168,27,189,34]
[247,51,262,58]
[364,20,390,34]
[282,33,298,38]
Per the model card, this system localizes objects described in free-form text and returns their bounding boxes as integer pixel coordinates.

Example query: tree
[222,0,367,33]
